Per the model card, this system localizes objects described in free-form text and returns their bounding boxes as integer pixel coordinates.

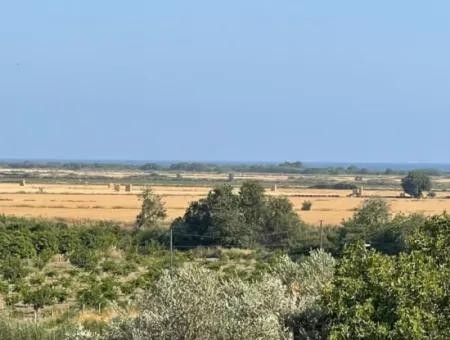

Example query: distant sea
[1,159,450,172]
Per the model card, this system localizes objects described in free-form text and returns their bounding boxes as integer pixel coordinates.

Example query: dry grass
[0,183,448,225]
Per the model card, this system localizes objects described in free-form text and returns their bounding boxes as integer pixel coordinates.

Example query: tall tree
[136,188,167,229]
[239,180,266,228]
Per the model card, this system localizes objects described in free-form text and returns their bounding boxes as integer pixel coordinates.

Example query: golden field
[0,183,449,225]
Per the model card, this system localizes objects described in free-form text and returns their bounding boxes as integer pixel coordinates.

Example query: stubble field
[0,182,448,225]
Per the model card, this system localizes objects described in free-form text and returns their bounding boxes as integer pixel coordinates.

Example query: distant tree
[227,173,235,182]
[346,165,359,174]
[139,163,161,171]
[401,171,432,198]
[136,188,167,229]
[279,161,303,168]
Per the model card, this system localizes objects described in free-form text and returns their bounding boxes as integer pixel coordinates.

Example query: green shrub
[69,249,98,271]
[0,257,29,283]
[301,200,313,211]
[77,278,119,309]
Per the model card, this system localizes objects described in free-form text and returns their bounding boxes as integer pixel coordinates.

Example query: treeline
[1,160,446,176]
[1,161,136,171]
[137,162,449,176]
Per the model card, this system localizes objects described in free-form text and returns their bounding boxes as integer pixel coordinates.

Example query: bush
[311,183,357,190]
[428,191,437,198]
[78,278,119,309]
[301,200,313,211]
[69,249,98,271]
[0,257,28,283]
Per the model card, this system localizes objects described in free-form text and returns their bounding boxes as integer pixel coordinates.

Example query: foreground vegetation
[1,180,450,338]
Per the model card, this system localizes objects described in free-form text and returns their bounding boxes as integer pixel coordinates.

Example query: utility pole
[320,220,324,250]
[170,227,173,270]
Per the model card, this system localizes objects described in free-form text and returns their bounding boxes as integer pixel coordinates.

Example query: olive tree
[102,250,336,340]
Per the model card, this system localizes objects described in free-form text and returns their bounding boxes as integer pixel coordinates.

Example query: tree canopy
[401,171,432,198]
[171,181,306,249]
[326,214,450,339]
[135,188,167,229]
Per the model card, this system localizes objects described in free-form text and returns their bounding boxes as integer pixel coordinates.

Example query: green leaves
[172,181,304,249]
[23,285,55,311]
[401,171,432,198]
[103,251,335,340]
[326,216,450,339]
[135,188,167,229]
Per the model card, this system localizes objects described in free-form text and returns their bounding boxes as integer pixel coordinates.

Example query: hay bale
[114,184,121,192]
[125,184,133,192]
[352,187,363,197]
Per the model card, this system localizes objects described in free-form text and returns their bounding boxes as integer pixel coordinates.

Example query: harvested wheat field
[0,183,448,225]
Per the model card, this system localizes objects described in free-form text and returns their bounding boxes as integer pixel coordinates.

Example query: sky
[1,1,450,163]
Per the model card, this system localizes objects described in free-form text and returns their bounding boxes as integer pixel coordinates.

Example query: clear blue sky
[1,1,449,163]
